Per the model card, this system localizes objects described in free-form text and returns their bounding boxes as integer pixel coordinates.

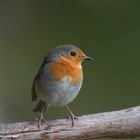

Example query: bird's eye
[70,51,76,56]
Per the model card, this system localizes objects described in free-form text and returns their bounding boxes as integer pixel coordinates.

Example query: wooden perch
[0,106,140,140]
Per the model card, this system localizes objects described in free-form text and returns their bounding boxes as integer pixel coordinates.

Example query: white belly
[40,76,82,106]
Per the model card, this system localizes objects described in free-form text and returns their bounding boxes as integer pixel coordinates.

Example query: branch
[0,106,140,139]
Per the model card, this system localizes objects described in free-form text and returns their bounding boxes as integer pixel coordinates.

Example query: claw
[38,115,47,128]
[65,105,78,126]
[33,116,46,128]
[70,114,78,126]
[67,115,78,120]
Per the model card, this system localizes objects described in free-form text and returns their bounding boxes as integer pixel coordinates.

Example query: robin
[32,44,94,127]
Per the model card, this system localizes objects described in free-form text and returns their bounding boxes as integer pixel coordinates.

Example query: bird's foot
[66,114,78,126]
[33,116,47,128]
[67,115,78,120]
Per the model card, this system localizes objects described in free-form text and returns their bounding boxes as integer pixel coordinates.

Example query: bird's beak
[84,56,95,61]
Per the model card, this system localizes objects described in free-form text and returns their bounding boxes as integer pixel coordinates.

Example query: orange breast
[49,56,83,84]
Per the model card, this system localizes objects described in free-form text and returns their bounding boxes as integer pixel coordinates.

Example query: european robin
[32,44,93,127]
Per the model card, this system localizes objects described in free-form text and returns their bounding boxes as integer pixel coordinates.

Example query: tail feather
[33,100,47,113]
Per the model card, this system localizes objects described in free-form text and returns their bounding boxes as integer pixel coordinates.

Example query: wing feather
[31,57,49,101]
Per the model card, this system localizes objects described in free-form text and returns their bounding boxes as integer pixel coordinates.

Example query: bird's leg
[65,105,78,126]
[38,103,47,128]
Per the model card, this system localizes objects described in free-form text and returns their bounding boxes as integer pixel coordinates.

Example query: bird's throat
[49,57,83,84]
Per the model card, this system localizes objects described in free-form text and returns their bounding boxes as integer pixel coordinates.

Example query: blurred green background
[0,0,140,139]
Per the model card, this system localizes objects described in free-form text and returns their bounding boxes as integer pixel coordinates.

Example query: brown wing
[32,76,38,101]
[31,57,49,101]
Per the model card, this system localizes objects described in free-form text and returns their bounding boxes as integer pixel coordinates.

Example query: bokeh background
[0,0,140,139]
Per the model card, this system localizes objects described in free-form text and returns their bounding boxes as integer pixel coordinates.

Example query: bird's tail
[33,100,48,113]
